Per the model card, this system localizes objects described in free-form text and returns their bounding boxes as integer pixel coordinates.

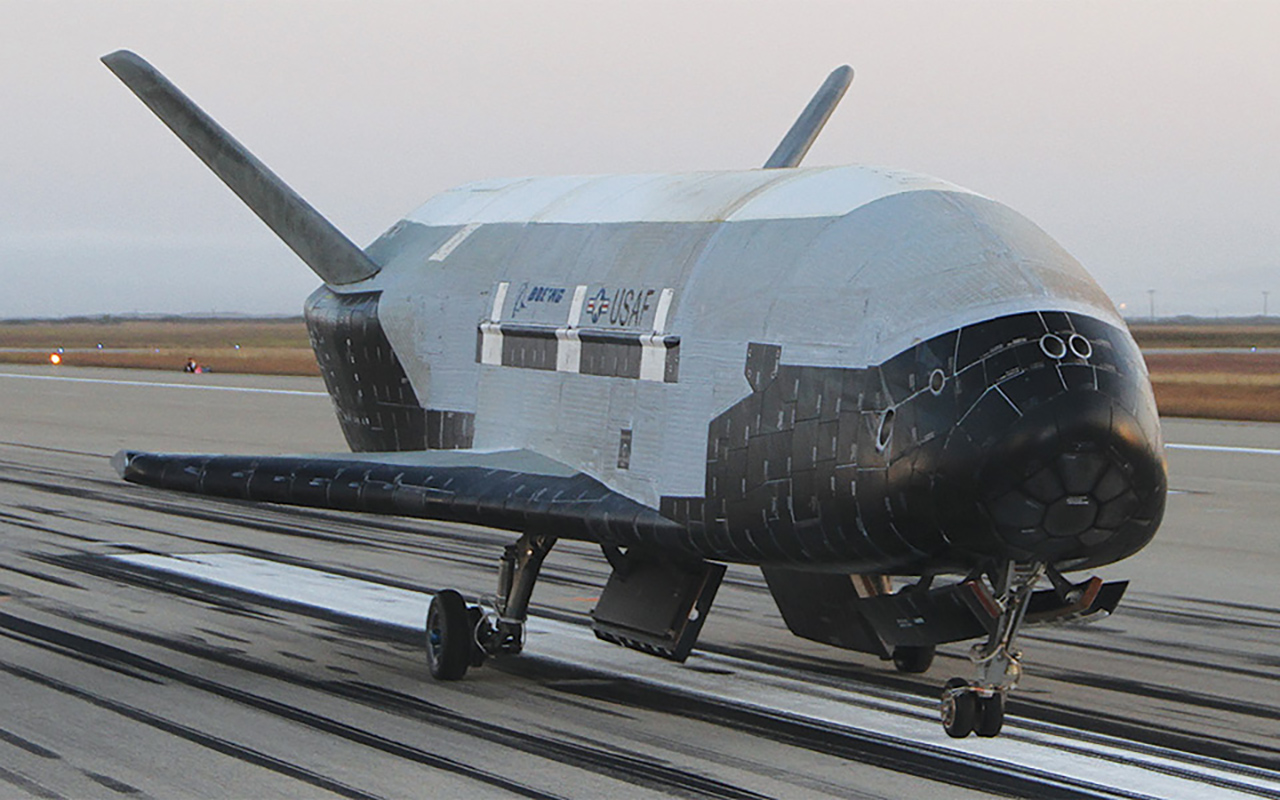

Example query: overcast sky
[2,1,1277,319]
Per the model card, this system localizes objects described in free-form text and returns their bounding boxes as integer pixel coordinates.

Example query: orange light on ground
[49,353,62,365]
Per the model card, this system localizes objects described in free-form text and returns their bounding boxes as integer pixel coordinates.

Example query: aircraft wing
[112,448,681,544]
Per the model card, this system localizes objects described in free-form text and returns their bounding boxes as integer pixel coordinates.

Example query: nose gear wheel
[938,561,1043,738]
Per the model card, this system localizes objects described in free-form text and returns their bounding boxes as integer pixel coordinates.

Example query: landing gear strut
[424,533,556,680]
[940,561,1042,738]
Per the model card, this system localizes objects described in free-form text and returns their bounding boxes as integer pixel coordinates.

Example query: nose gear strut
[941,561,1044,738]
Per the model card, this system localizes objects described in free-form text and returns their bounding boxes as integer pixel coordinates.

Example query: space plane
[103,51,1166,739]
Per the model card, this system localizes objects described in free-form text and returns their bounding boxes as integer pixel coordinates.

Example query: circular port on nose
[1039,333,1067,359]
[1069,334,1093,359]
[929,368,946,395]
[877,408,895,451]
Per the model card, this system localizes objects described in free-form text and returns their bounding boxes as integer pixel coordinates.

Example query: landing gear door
[762,567,891,658]
[591,557,726,662]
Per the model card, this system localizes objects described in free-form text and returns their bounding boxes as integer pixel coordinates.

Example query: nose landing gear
[942,678,1007,738]
[940,562,1042,738]
[425,533,556,680]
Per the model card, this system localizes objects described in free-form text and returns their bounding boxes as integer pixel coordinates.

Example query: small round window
[1039,333,1067,360]
[876,408,895,451]
[1068,334,1093,360]
[928,368,946,396]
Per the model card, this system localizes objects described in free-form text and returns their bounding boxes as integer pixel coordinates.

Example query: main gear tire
[426,589,471,681]
[892,644,935,673]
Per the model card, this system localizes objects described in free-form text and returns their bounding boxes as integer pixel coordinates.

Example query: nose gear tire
[941,677,977,738]
[975,692,1006,737]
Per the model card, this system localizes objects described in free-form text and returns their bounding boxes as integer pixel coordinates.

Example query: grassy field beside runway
[6,317,1280,419]
[1145,351,1280,422]
[1129,320,1280,349]
[0,317,319,376]
[1129,320,1280,421]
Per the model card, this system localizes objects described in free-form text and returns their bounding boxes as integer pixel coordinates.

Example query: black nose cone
[931,313,1166,569]
[980,389,1166,567]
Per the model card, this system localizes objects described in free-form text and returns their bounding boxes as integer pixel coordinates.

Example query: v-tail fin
[764,65,854,169]
[102,50,379,285]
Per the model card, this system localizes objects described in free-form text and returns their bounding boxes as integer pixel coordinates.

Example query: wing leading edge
[112,449,682,544]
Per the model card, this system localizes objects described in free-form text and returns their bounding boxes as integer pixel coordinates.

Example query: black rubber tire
[425,590,471,681]
[941,678,976,738]
[975,692,1005,738]
[892,644,936,674]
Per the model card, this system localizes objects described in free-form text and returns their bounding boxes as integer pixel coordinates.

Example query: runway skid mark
[0,610,567,800]
[87,551,1280,800]
[3,585,777,800]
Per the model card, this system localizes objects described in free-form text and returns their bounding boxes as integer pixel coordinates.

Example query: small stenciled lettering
[511,282,567,317]
[585,286,658,327]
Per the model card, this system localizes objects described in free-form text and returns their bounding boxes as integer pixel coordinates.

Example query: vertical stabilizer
[764,65,854,169]
[102,50,380,286]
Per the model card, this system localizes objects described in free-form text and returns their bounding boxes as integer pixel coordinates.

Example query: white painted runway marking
[1166,443,1280,456]
[111,552,1280,800]
[0,372,328,397]
[6,369,1280,459]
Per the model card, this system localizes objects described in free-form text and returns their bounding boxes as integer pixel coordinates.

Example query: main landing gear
[891,644,936,674]
[425,533,556,681]
[940,561,1043,739]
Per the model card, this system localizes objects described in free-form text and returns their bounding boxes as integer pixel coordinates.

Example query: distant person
[184,357,198,373]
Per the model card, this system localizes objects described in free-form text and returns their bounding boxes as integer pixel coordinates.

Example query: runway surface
[0,365,1277,799]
